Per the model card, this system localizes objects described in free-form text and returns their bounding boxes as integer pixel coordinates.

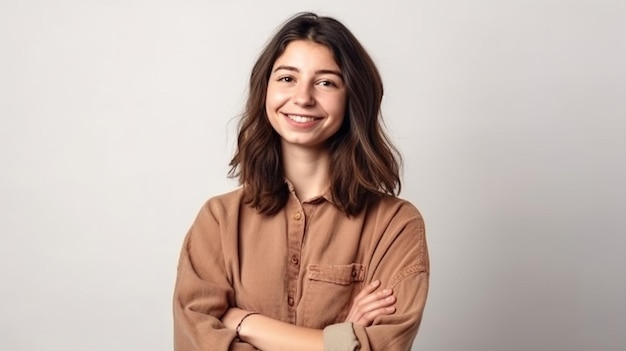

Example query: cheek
[330,95,347,120]
[265,89,280,128]
[266,85,288,110]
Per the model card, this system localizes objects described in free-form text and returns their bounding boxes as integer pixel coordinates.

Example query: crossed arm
[220,280,397,351]
[174,199,429,350]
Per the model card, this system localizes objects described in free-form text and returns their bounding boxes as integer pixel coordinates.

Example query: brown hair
[229,12,402,216]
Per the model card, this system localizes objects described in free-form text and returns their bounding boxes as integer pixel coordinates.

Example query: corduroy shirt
[173,185,429,350]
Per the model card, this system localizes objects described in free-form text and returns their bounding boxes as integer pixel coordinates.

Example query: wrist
[235,312,260,341]
[222,307,248,330]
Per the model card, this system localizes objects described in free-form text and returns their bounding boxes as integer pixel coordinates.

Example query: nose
[293,83,315,106]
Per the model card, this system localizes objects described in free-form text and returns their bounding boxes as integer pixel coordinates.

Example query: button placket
[285,199,306,317]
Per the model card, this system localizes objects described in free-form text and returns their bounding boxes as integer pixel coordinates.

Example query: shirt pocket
[300,263,365,328]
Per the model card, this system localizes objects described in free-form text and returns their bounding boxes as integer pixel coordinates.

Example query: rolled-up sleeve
[173,201,256,351]
[323,322,360,351]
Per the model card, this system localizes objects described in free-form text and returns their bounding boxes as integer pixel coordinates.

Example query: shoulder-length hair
[229,12,402,216]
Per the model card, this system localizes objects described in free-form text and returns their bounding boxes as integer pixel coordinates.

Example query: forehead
[272,40,340,70]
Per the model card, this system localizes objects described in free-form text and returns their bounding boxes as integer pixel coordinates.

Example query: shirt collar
[284,178,335,205]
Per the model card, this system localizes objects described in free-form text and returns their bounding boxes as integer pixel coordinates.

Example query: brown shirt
[173,185,429,350]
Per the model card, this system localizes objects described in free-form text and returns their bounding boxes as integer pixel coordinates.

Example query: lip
[281,112,323,128]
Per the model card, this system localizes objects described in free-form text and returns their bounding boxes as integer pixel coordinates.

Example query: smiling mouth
[285,114,322,123]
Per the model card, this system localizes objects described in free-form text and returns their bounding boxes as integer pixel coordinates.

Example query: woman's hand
[345,280,396,326]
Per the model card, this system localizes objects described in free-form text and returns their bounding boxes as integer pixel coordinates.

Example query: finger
[356,292,396,315]
[353,300,397,326]
[346,283,394,324]
[356,295,397,323]
[353,288,393,310]
[347,290,395,324]
[358,305,396,324]
[353,280,381,301]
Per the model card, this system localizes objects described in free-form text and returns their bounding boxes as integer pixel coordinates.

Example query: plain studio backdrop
[1,0,624,350]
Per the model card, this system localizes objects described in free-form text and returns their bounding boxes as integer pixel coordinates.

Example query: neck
[282,143,331,201]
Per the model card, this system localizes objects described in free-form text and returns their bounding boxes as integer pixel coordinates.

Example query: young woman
[173,12,429,351]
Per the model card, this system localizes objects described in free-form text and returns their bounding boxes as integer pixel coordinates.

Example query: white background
[1,1,624,350]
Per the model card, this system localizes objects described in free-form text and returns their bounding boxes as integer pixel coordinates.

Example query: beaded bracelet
[235,312,259,341]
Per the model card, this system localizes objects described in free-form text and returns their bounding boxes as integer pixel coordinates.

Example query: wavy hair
[229,12,402,216]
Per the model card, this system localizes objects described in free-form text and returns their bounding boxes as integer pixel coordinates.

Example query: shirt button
[294,212,302,220]
[288,296,294,306]
[290,255,299,265]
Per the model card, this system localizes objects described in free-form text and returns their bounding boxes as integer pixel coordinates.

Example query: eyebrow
[273,65,343,78]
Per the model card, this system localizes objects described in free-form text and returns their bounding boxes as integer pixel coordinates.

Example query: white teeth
[287,114,317,123]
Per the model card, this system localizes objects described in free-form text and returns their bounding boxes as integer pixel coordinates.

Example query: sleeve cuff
[323,322,360,351]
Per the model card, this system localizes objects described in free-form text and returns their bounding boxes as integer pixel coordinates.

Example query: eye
[278,76,294,83]
[318,80,336,87]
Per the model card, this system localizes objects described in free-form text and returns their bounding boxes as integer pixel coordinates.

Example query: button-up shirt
[173,185,429,350]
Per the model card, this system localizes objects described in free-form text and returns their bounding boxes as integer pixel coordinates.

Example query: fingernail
[387,307,396,312]
[382,289,391,294]
[386,296,395,302]
[372,280,380,286]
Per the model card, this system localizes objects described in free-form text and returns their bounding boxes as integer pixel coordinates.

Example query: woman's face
[265,40,347,150]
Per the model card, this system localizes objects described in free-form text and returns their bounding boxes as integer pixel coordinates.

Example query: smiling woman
[266,40,347,150]
[173,12,429,351]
